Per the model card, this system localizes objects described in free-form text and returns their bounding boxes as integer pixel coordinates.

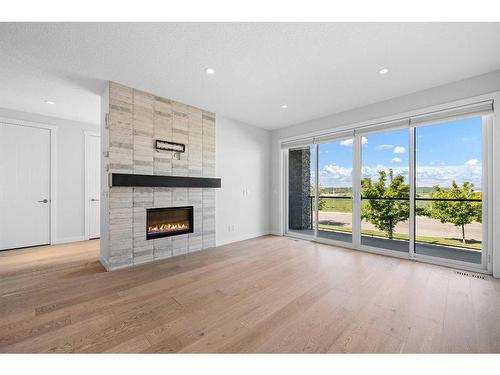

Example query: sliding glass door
[360,128,410,254]
[414,116,484,264]
[284,104,490,270]
[317,139,353,243]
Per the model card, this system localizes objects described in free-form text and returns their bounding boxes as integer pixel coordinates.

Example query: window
[414,116,483,264]
[317,139,353,243]
[284,101,491,270]
[360,128,410,252]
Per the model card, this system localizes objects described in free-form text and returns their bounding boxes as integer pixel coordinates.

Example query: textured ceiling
[0,23,499,129]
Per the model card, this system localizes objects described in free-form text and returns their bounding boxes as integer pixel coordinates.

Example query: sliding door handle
[90,198,100,202]
[37,199,49,203]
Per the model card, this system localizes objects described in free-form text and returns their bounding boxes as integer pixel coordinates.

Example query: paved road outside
[317,211,482,241]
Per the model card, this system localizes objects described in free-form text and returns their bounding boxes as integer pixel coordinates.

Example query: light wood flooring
[1,235,499,353]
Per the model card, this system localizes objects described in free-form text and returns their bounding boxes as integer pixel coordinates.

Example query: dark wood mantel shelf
[110,173,221,188]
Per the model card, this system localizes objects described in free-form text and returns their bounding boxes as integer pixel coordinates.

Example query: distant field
[319,198,352,212]
[318,198,434,213]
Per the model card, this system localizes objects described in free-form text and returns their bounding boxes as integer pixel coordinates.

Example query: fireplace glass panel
[146,206,193,239]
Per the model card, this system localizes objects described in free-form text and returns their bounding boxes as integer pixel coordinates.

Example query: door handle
[90,198,100,202]
[37,199,49,203]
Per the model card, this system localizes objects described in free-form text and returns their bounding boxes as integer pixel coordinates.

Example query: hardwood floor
[1,235,499,353]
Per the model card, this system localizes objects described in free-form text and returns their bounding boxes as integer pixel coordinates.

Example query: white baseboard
[269,230,283,236]
[53,235,85,245]
[216,231,272,246]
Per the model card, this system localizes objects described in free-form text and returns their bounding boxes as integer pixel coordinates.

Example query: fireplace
[146,206,194,239]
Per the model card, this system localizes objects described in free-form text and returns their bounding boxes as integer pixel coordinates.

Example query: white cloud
[319,164,352,187]
[323,164,352,178]
[416,165,482,188]
[318,159,482,189]
[391,157,402,163]
[375,144,394,150]
[340,137,367,147]
[464,159,479,167]
[393,146,406,154]
[359,164,482,188]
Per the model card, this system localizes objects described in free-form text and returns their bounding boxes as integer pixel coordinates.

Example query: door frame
[281,143,316,240]
[0,116,57,246]
[84,130,100,240]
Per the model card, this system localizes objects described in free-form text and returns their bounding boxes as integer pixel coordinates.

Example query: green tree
[310,185,327,211]
[428,181,482,244]
[317,186,328,211]
[361,169,409,239]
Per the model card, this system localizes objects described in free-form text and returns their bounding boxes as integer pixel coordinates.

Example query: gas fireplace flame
[148,222,189,234]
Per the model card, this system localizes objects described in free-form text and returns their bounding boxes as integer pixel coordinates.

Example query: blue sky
[314,116,482,189]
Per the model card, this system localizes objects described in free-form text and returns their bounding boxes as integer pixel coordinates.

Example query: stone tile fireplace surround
[100,82,217,270]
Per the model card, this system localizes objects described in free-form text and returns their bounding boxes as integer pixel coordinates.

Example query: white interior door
[85,133,100,239]
[0,122,51,250]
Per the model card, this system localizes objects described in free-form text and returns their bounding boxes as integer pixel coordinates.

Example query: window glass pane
[415,116,483,264]
[360,129,410,253]
[317,139,352,243]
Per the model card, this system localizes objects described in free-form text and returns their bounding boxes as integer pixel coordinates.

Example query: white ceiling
[1,23,499,129]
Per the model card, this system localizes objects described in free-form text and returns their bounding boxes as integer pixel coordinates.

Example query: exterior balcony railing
[307,195,482,248]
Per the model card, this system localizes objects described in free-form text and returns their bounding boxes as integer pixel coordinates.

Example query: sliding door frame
[282,142,316,241]
[282,110,493,273]
[280,92,494,277]
[409,113,492,272]
[355,122,413,260]
[352,134,361,249]
[314,136,356,250]
[314,144,319,239]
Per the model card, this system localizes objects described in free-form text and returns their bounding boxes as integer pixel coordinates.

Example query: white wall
[0,107,100,244]
[216,115,271,246]
[269,70,500,277]
[0,107,271,251]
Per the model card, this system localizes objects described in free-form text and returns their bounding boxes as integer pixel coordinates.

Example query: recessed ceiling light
[45,100,55,105]
[378,68,389,75]
[281,104,288,109]
[205,68,216,75]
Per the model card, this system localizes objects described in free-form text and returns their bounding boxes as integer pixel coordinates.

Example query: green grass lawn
[319,198,352,212]
[318,199,433,213]
[317,223,482,251]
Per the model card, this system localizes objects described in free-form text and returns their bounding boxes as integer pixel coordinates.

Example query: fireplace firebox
[146,206,194,240]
